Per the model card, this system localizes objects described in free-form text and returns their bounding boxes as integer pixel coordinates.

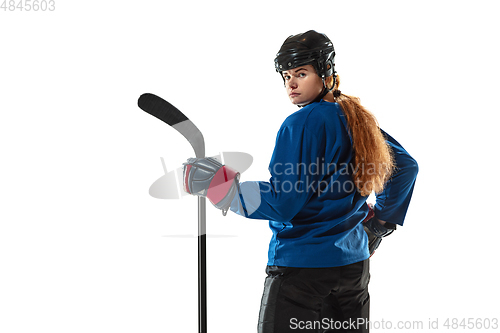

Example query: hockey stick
[138,93,207,333]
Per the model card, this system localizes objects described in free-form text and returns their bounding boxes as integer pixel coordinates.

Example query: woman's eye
[299,73,306,77]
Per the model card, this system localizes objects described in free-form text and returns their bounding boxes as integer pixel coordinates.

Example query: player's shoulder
[283,100,342,129]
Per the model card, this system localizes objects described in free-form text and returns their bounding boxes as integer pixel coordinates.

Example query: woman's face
[282,65,324,106]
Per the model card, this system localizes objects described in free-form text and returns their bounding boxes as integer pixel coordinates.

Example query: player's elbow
[398,153,419,181]
[408,156,419,180]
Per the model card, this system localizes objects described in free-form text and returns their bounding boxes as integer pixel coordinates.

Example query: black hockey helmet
[274,30,336,80]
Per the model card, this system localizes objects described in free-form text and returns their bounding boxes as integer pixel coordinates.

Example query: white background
[1,1,499,332]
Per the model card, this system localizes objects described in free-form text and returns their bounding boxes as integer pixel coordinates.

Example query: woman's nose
[287,77,297,89]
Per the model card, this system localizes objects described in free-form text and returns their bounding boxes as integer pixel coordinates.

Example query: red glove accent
[207,165,239,206]
[363,203,375,223]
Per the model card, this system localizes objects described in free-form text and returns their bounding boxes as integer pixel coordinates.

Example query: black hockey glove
[183,157,240,216]
[363,204,396,256]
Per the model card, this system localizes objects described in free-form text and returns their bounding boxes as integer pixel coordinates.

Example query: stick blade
[138,93,188,126]
[138,93,205,158]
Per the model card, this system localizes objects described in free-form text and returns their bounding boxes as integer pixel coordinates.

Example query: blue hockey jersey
[230,100,418,267]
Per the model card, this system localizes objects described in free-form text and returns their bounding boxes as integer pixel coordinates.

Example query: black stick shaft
[198,197,207,333]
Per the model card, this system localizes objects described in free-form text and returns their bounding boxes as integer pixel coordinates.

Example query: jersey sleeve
[373,130,419,225]
[230,124,327,222]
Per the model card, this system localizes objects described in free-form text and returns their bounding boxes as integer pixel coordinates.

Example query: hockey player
[184,30,418,332]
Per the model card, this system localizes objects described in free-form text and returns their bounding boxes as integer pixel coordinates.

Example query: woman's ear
[325,75,335,90]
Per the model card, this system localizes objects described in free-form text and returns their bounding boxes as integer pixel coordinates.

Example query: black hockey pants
[257,259,370,333]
